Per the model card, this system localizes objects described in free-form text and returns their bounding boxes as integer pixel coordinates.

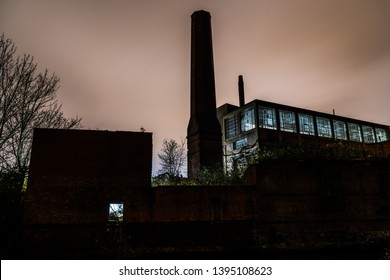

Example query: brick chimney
[187,10,222,178]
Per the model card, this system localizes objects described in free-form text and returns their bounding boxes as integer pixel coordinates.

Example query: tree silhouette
[157,138,186,180]
[0,34,81,174]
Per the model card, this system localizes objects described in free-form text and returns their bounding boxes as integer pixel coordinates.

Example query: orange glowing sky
[1,0,389,174]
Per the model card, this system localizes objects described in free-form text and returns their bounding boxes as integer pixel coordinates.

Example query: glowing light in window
[108,203,124,222]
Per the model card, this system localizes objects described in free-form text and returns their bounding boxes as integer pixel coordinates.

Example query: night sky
[1,0,389,174]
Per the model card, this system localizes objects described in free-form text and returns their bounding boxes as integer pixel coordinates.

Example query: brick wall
[23,128,153,225]
[21,130,390,258]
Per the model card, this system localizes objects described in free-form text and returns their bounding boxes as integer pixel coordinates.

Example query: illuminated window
[225,115,238,139]
[348,123,362,142]
[375,128,388,142]
[241,107,255,132]
[108,203,124,222]
[333,120,347,140]
[234,138,248,150]
[316,117,332,138]
[298,114,315,135]
[362,126,376,143]
[279,110,296,132]
[258,106,277,130]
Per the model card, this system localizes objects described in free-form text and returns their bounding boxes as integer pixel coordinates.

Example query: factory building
[217,76,389,171]
[18,10,390,259]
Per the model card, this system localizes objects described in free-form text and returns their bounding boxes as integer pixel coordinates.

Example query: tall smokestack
[238,75,245,107]
[187,10,222,178]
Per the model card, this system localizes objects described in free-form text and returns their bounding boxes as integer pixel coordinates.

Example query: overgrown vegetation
[153,141,386,186]
[152,163,243,187]
[256,143,368,161]
[231,142,379,173]
[190,164,243,186]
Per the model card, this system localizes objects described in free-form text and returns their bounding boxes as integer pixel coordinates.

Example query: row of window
[225,105,388,143]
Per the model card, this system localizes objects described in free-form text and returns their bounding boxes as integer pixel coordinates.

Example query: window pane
[109,203,124,222]
[348,123,362,142]
[299,114,315,135]
[258,106,277,130]
[362,125,376,143]
[316,117,332,138]
[375,128,388,142]
[234,138,248,149]
[241,107,255,132]
[225,115,238,139]
[333,120,347,140]
[279,110,296,132]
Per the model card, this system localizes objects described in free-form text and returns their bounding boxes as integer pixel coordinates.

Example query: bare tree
[0,34,81,174]
[157,138,186,179]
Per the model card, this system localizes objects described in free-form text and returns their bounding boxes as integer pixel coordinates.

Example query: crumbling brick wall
[23,128,153,225]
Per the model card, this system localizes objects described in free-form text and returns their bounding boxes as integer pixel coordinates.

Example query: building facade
[218,98,390,171]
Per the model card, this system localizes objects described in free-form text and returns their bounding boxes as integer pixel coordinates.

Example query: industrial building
[18,10,390,259]
[217,84,389,170]
[21,128,390,259]
[186,11,389,175]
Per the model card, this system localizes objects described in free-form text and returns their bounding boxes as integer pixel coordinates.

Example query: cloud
[1,0,389,174]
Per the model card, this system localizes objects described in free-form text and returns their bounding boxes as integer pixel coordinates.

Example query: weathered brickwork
[23,128,153,226]
[22,129,390,258]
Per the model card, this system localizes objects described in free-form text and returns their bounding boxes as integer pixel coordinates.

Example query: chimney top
[238,75,245,107]
[192,10,211,18]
